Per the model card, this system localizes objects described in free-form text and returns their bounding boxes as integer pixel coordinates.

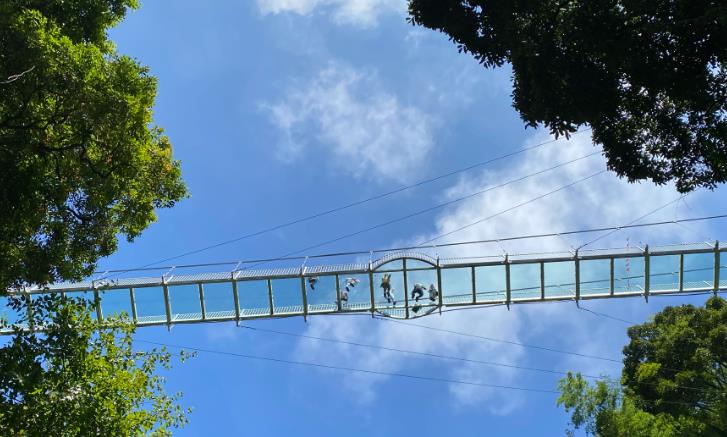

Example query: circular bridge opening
[371,253,440,319]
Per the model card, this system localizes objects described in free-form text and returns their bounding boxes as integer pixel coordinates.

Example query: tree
[557,296,727,436]
[407,1,727,192]
[0,295,192,436]
[0,2,192,434]
[0,0,187,291]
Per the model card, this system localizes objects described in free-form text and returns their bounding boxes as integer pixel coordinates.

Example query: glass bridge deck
[2,242,725,333]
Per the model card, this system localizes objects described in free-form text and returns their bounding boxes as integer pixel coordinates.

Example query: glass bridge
[1,242,725,334]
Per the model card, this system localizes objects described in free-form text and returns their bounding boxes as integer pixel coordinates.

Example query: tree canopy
[558,296,727,436]
[408,1,727,192]
[0,295,192,436]
[0,0,187,291]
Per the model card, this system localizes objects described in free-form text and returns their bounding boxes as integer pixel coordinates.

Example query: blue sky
[91,1,727,435]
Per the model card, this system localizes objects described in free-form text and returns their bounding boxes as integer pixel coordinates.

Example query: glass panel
[338,274,371,311]
[134,286,166,323]
[613,257,644,294]
[99,289,133,320]
[544,261,575,298]
[510,263,540,300]
[373,270,404,310]
[580,259,610,296]
[405,259,435,270]
[406,267,438,316]
[272,278,304,315]
[204,282,235,319]
[375,259,403,271]
[683,253,713,290]
[475,265,505,303]
[238,280,270,317]
[650,255,680,292]
[441,267,472,305]
[0,295,25,327]
[168,284,201,322]
[305,275,337,313]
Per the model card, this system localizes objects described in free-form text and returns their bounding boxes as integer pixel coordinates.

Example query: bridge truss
[2,241,725,334]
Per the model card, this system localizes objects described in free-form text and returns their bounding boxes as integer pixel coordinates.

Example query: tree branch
[1,66,35,85]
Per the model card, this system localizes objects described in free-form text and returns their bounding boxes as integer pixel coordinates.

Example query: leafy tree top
[0,0,188,291]
[0,295,192,436]
[558,296,727,436]
[408,1,727,192]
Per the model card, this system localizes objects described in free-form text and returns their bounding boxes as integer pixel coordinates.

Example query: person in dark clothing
[411,283,426,302]
[428,284,439,302]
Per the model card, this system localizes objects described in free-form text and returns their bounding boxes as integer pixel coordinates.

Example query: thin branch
[1,66,35,85]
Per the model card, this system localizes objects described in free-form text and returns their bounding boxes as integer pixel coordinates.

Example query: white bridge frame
[2,241,724,334]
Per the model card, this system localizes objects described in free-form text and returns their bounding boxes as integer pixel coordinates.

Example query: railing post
[714,241,720,295]
[609,258,615,295]
[300,259,308,321]
[24,291,33,331]
[267,279,274,316]
[643,245,650,302]
[93,288,103,322]
[540,261,545,300]
[505,255,511,310]
[436,257,443,315]
[471,266,477,304]
[300,273,308,322]
[232,272,241,325]
[162,277,172,329]
[198,284,206,320]
[403,258,409,319]
[129,288,138,324]
[368,261,375,316]
[335,274,342,311]
[574,250,580,306]
[679,253,685,292]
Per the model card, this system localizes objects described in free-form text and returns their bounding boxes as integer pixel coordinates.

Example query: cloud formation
[257,0,405,27]
[264,62,436,183]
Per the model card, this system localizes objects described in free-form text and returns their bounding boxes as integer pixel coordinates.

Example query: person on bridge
[344,277,360,293]
[384,287,397,306]
[411,283,426,302]
[340,288,349,304]
[380,273,391,292]
[308,276,319,290]
[428,284,439,302]
[381,274,395,304]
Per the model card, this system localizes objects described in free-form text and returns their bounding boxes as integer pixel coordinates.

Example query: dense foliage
[0,2,191,434]
[0,0,187,291]
[408,1,727,192]
[0,295,192,436]
[558,296,727,436]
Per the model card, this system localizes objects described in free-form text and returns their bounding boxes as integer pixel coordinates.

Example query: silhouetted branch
[1,66,35,84]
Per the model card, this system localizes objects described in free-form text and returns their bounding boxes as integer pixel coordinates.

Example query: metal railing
[1,241,724,333]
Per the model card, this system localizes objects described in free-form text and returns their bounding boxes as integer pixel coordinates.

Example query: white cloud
[263,62,436,183]
[424,132,701,255]
[297,308,526,410]
[257,0,405,27]
[293,131,713,411]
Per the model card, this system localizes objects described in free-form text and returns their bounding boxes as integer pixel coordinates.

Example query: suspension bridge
[2,240,724,334]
